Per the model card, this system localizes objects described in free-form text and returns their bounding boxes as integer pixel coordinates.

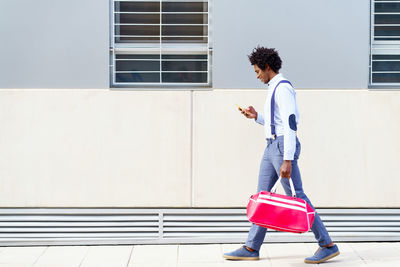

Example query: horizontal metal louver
[0,208,399,246]
[163,213,249,238]
[110,0,211,87]
[370,0,400,85]
[0,209,160,246]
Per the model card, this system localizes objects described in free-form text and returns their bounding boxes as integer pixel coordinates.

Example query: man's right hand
[242,106,257,119]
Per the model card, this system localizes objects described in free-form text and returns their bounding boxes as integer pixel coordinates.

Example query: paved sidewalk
[0,242,399,267]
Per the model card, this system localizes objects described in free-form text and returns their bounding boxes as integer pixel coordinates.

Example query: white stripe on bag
[258,194,307,208]
[256,199,307,212]
[256,223,305,233]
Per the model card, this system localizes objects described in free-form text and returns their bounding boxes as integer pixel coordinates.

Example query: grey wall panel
[213,0,370,89]
[0,0,109,88]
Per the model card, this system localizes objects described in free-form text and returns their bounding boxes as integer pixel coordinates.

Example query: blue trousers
[245,136,332,251]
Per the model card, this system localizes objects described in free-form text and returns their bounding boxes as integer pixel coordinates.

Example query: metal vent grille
[163,213,249,239]
[110,0,212,87]
[370,0,400,85]
[0,209,160,246]
[0,208,399,246]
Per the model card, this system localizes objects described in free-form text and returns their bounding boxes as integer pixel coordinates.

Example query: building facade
[0,0,399,245]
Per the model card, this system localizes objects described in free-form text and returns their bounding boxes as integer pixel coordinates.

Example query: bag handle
[270,176,296,198]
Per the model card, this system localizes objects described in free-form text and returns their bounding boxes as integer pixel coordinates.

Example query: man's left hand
[280,160,292,178]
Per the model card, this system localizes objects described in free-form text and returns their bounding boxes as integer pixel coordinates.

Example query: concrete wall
[0,89,399,208]
[194,89,400,208]
[212,0,370,88]
[0,0,396,208]
[0,0,109,88]
[0,0,369,89]
[0,90,191,207]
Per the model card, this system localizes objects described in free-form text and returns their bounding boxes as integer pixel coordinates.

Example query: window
[370,0,400,86]
[110,0,211,88]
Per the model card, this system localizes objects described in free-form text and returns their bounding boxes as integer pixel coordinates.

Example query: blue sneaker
[223,245,259,260]
[304,244,340,264]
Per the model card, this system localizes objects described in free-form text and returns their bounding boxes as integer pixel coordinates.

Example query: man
[223,47,340,264]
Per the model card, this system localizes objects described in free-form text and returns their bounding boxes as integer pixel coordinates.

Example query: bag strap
[270,80,293,137]
[270,176,297,198]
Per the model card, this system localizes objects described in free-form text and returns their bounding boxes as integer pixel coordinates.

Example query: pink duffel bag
[247,177,315,234]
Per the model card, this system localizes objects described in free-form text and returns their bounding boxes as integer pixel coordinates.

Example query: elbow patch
[289,114,297,131]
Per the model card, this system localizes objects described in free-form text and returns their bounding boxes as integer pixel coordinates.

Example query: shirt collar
[267,73,283,88]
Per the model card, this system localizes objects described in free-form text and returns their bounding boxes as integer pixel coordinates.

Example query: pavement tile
[350,242,400,263]
[0,242,398,267]
[223,259,271,267]
[178,263,224,267]
[0,264,32,267]
[130,263,177,267]
[0,246,46,265]
[33,246,88,267]
[178,244,222,263]
[365,262,400,267]
[80,245,132,267]
[306,243,366,267]
[265,243,315,267]
[128,245,178,265]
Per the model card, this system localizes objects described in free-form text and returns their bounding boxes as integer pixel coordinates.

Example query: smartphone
[236,104,244,112]
[236,104,249,115]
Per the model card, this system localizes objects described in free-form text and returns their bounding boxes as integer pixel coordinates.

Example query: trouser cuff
[318,238,333,247]
[245,241,261,252]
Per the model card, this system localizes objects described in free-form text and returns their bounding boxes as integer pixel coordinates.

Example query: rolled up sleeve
[255,113,265,126]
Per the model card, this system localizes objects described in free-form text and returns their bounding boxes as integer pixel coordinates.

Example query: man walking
[223,47,340,264]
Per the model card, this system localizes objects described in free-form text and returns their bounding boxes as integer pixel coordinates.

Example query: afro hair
[248,46,282,73]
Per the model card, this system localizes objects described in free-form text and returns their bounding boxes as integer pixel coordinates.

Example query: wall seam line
[191,90,194,207]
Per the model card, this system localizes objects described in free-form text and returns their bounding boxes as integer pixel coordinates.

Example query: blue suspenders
[270,80,293,139]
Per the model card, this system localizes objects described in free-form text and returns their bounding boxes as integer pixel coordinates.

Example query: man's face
[254,64,269,84]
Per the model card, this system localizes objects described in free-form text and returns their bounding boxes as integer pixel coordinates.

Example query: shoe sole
[304,251,340,264]
[223,255,259,261]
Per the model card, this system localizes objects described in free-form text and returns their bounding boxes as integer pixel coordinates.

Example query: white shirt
[255,73,300,160]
